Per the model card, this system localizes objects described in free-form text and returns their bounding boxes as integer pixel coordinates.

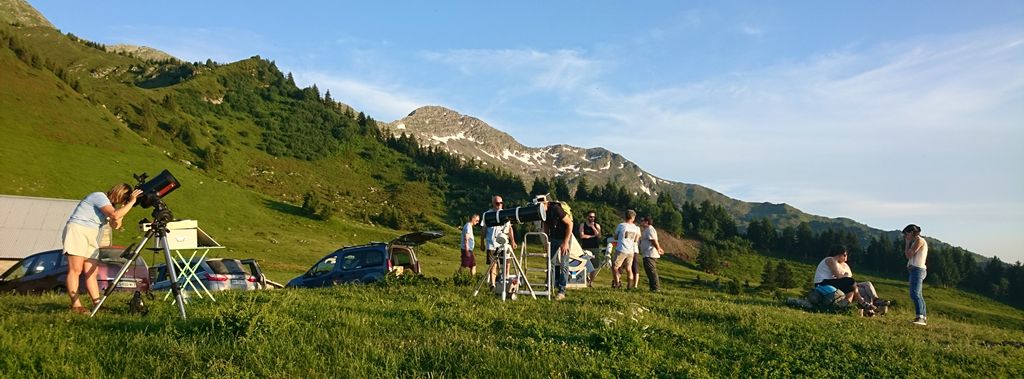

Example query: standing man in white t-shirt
[484,195,516,289]
[612,209,641,289]
[459,214,480,275]
[639,216,665,292]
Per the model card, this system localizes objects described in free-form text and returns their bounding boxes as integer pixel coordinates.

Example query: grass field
[2,246,1022,378]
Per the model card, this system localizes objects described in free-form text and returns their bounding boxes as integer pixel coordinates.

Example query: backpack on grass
[807,285,849,310]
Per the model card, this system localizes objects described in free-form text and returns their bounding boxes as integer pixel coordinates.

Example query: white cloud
[292,71,432,121]
[739,24,763,36]
[421,48,602,91]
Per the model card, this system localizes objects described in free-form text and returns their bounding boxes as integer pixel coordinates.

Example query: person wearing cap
[536,195,573,300]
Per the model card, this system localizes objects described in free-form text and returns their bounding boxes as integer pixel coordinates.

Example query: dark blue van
[287,231,441,288]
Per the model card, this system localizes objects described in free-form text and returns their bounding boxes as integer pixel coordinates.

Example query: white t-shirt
[485,221,512,250]
[907,237,928,269]
[813,257,852,284]
[613,222,641,255]
[640,227,660,258]
[462,222,475,251]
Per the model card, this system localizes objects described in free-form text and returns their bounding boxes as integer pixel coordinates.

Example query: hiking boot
[912,316,928,326]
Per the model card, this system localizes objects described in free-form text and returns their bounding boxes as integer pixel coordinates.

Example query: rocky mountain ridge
[0,0,54,28]
[383,106,892,241]
[105,43,178,62]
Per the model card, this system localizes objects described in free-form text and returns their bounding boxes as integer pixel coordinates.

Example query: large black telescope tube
[135,170,181,208]
[481,203,546,227]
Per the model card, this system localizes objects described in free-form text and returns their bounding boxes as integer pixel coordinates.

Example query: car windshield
[96,247,147,267]
[205,260,247,275]
[1,259,31,281]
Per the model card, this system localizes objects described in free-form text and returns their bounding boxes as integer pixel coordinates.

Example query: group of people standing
[812,224,930,325]
[460,196,666,300]
[607,209,664,292]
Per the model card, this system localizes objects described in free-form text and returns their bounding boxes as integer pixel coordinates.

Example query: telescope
[480,203,546,227]
[133,169,180,209]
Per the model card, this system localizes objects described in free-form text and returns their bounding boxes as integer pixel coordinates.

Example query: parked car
[287,231,442,288]
[150,258,277,292]
[0,247,150,294]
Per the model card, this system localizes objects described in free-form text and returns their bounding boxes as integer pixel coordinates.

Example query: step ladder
[518,232,552,299]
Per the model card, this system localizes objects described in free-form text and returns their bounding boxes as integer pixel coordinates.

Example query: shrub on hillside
[302,191,335,220]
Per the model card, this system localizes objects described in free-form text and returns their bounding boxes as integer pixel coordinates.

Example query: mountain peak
[0,0,56,28]
[105,44,178,62]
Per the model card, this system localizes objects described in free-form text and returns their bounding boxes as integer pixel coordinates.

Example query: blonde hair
[106,183,132,207]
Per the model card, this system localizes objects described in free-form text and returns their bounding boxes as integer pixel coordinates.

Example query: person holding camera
[537,195,573,300]
[485,195,516,289]
[903,224,929,326]
[63,183,142,314]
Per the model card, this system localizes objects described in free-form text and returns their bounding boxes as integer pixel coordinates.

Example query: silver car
[150,258,270,292]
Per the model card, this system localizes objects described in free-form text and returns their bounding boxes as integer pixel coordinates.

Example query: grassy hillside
[0,22,527,279]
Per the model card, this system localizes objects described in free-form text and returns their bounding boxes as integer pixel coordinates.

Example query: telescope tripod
[472,244,539,301]
[472,232,553,301]
[91,219,188,319]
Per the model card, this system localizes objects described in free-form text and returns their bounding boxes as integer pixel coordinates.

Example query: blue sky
[32,1,1024,262]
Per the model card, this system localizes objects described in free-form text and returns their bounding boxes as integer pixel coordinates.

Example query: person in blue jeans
[903,224,929,326]
[537,195,573,300]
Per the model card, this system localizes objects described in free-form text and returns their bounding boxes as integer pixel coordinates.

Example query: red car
[0,247,150,294]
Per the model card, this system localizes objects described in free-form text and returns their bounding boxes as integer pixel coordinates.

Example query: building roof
[0,195,79,259]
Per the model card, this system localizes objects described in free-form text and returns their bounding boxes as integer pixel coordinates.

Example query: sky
[31,1,1024,262]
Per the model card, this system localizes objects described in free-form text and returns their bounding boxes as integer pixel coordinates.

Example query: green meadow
[1,255,1022,378]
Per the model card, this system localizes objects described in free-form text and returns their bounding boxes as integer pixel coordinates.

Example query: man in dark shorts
[459,214,480,275]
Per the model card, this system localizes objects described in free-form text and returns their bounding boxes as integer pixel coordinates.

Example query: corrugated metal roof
[0,195,79,259]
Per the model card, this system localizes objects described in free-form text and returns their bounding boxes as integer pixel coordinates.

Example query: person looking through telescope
[536,195,573,300]
[62,183,143,314]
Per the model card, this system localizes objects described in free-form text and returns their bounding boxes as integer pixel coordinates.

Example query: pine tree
[774,261,797,288]
[553,177,571,201]
[760,260,776,289]
[574,176,590,201]
[697,244,722,273]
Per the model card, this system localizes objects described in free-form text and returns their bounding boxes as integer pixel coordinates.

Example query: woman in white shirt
[813,244,871,308]
[904,224,929,326]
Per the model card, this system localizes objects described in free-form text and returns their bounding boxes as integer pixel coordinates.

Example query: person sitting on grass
[812,244,875,310]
